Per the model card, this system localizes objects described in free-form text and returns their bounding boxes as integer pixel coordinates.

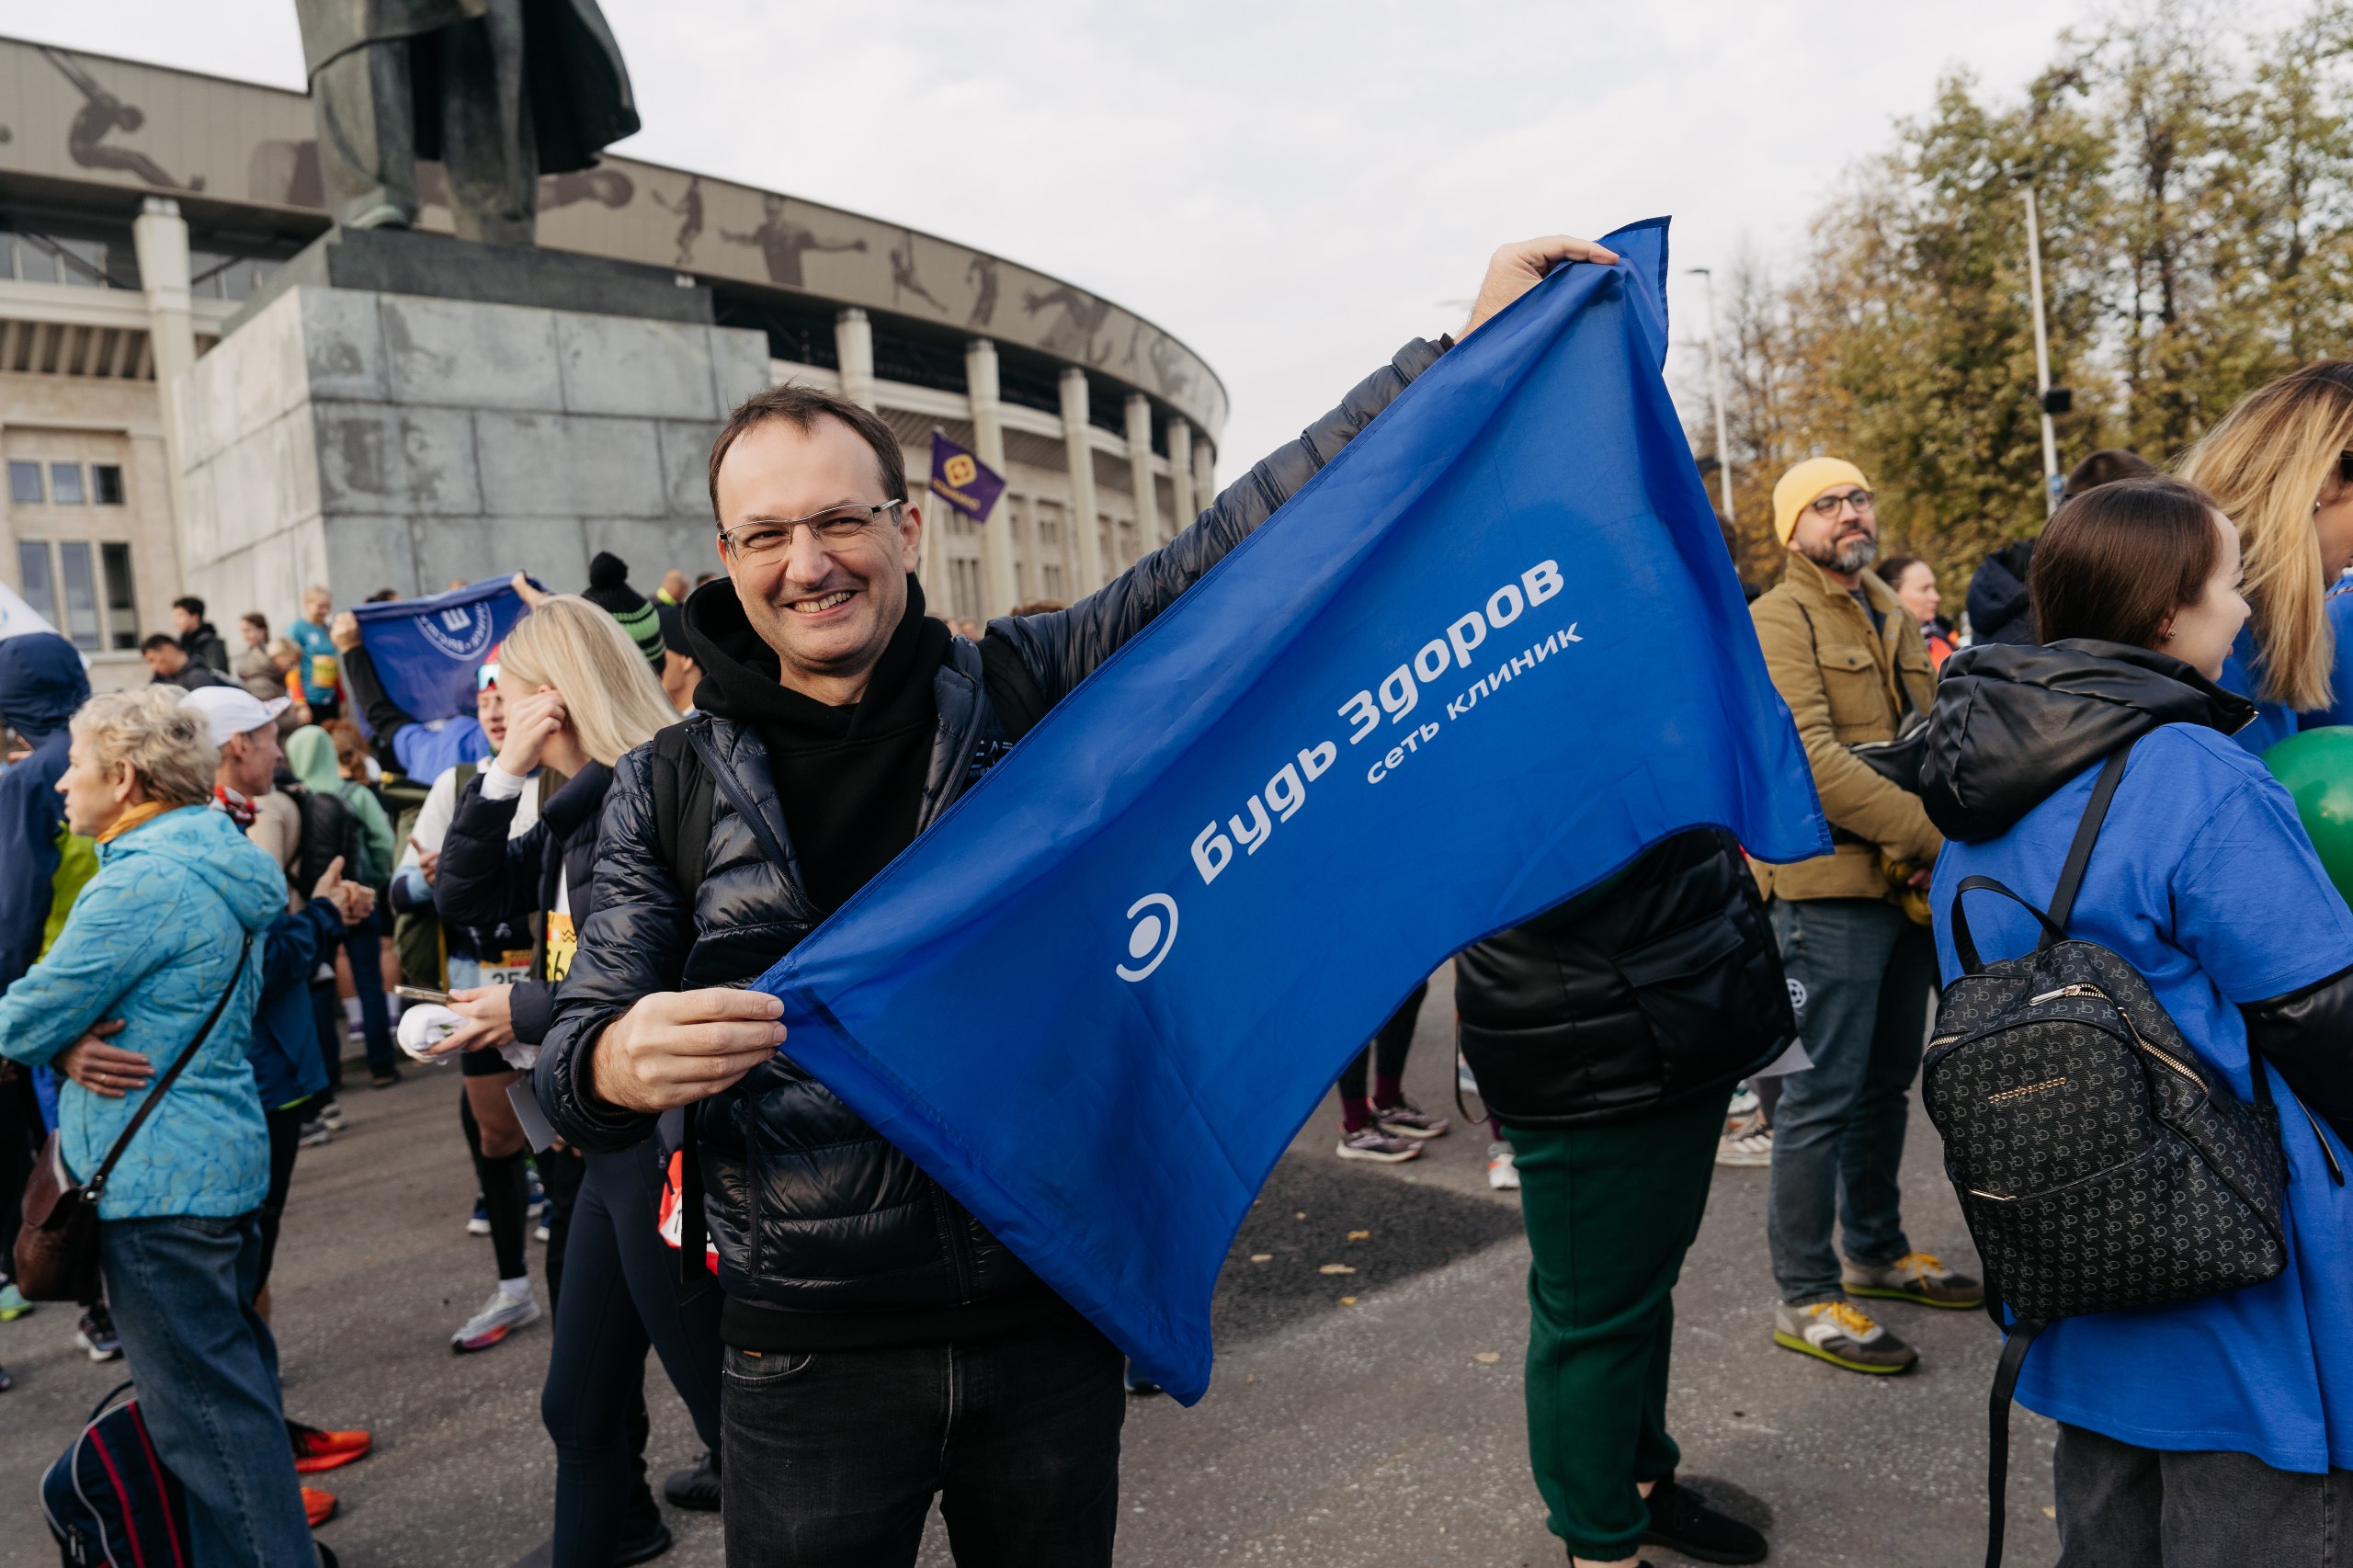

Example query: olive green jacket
[1749,551,1942,903]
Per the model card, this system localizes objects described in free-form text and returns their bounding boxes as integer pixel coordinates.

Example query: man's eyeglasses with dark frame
[1807,487,1875,517]
[717,500,904,558]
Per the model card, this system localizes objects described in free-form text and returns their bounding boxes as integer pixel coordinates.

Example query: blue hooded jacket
[0,633,89,992]
[0,804,285,1219]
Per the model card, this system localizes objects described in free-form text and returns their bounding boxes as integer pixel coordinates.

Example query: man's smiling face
[713,415,924,697]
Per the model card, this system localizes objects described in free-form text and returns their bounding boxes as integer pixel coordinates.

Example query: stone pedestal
[176,228,767,612]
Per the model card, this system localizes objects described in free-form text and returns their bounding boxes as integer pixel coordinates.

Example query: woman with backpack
[0,687,322,1565]
[430,596,722,1566]
[1921,477,2353,1562]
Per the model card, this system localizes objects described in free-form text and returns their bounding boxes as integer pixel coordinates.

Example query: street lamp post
[1689,267,1735,530]
[2022,185,2062,515]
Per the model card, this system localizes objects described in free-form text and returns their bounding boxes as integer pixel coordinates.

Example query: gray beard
[1800,532,1879,575]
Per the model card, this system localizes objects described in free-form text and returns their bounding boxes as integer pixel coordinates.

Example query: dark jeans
[721,1310,1126,1567]
[0,1069,38,1278]
[544,1145,725,1564]
[1510,1092,1729,1561]
[2054,1422,2353,1565]
[1337,980,1428,1103]
[99,1210,314,1566]
[256,1098,311,1293]
[309,978,344,1093]
[341,910,396,1076]
[1765,897,1938,1303]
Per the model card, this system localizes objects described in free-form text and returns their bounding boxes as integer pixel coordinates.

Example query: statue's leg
[437,0,538,246]
[311,42,417,229]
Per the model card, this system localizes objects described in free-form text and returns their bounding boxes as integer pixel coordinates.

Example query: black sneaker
[663,1449,721,1511]
[616,1511,674,1564]
[1640,1474,1767,1564]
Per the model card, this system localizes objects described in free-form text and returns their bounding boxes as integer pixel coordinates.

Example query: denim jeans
[340,909,397,1076]
[99,1210,315,1567]
[719,1309,1126,1568]
[2054,1422,2353,1565]
[1764,896,1938,1304]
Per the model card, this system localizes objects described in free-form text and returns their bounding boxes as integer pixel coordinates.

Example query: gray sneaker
[1773,1298,1917,1374]
[450,1287,540,1353]
[1336,1123,1422,1163]
[1715,1109,1772,1167]
[1843,1250,1984,1310]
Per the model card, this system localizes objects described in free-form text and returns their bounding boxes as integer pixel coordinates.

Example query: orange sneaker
[289,1420,373,1474]
[301,1485,338,1528]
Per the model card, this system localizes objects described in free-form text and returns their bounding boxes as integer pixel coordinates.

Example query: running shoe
[663,1449,721,1511]
[0,1281,33,1320]
[526,1165,549,1221]
[1372,1098,1450,1140]
[369,1065,402,1089]
[289,1419,373,1474]
[1726,1085,1761,1118]
[451,1287,540,1353]
[298,1114,335,1149]
[535,1219,551,1244]
[301,1485,337,1527]
[319,1099,348,1132]
[1642,1472,1768,1564]
[1772,1298,1917,1374]
[76,1304,121,1362]
[1457,1052,1479,1094]
[1336,1123,1422,1163]
[1843,1250,1984,1310]
[1486,1140,1521,1190]
[467,1194,491,1236]
[1716,1109,1772,1168]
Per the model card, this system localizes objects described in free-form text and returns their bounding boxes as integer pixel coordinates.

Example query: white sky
[8,0,2105,472]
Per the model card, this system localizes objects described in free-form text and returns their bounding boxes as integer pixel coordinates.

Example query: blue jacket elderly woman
[1921,477,2353,1564]
[0,686,318,1566]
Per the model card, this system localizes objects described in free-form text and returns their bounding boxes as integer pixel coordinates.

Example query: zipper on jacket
[2027,983,2207,1091]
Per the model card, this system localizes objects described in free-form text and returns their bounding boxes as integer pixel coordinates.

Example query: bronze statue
[294,0,639,246]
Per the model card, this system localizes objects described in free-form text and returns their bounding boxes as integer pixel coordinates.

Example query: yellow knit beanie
[1773,457,1870,547]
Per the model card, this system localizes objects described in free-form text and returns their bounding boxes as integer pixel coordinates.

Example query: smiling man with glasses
[1745,455,1976,1383]
[533,234,1620,1567]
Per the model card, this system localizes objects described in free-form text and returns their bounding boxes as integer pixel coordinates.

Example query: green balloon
[2265,726,2353,909]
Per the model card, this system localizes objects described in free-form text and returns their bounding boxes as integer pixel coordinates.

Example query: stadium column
[1165,417,1195,539]
[131,197,196,588]
[967,338,1017,618]
[1192,436,1215,517]
[835,308,877,410]
[1125,394,1159,560]
[1060,368,1106,593]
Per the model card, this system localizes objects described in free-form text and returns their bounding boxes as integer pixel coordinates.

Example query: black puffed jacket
[538,339,1446,1334]
[434,762,612,1045]
[1454,829,1793,1130]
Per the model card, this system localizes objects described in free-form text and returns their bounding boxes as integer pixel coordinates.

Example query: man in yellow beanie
[1747,456,1977,1378]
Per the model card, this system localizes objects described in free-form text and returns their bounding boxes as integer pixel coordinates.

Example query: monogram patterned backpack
[1921,740,2289,1568]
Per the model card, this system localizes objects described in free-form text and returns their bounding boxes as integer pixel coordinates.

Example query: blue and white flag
[752,219,1828,1402]
[351,576,535,724]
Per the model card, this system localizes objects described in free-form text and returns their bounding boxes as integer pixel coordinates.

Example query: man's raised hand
[590,988,789,1113]
[1461,234,1620,337]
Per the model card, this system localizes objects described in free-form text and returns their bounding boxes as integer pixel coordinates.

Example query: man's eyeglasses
[718,500,903,557]
[1808,488,1875,517]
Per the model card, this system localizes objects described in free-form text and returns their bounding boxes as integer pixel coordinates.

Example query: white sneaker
[1717,1110,1773,1167]
[1726,1085,1760,1118]
[1457,1053,1479,1094]
[1486,1141,1520,1190]
[450,1287,539,1353]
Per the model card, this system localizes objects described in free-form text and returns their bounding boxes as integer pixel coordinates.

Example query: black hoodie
[1920,639,2256,843]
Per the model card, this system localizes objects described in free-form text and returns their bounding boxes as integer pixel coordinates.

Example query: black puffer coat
[538,340,1446,1344]
[1454,829,1792,1130]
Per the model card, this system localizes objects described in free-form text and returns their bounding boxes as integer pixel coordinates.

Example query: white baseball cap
[181,686,290,745]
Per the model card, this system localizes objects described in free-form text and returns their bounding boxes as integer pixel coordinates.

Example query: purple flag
[927,430,1006,524]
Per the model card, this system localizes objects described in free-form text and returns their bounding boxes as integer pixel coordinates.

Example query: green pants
[1510,1091,1728,1561]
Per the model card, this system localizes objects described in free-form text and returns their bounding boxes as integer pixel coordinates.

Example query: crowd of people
[5,226,2353,1568]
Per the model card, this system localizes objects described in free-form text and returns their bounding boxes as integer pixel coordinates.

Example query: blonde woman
[429,596,720,1561]
[2179,360,2353,750]
[0,687,319,1564]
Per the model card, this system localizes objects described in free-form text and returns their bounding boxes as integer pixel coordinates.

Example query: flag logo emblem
[1116,893,1179,983]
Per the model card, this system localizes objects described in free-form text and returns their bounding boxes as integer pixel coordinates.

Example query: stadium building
[0,35,1226,687]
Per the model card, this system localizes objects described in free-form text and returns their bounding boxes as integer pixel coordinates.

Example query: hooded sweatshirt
[286,724,394,885]
[0,803,286,1218]
[0,632,91,991]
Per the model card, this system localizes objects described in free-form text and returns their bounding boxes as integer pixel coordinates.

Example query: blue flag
[351,576,535,724]
[927,430,1006,524]
[753,219,1828,1403]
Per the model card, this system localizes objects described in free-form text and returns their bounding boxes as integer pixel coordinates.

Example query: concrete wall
[176,287,769,611]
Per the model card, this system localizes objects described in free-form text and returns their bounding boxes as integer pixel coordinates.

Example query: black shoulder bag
[1920,739,2290,1568]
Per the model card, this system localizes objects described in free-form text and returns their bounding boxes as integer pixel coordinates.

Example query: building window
[50,464,85,506]
[16,541,56,624]
[93,464,125,506]
[57,541,100,651]
[1043,563,1064,597]
[7,461,40,505]
[101,542,137,648]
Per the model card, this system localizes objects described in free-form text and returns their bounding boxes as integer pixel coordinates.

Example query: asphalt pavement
[1,963,2057,1566]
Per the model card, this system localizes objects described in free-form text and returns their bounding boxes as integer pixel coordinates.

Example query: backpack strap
[648,725,713,903]
[1945,741,2136,973]
[85,934,252,1199]
[1983,1313,2045,1568]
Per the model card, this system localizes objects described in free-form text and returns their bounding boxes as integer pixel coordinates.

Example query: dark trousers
[1338,980,1429,1102]
[720,1311,1126,1567]
[1509,1092,1729,1562]
[309,977,345,1093]
[2054,1421,2353,1565]
[341,910,397,1076]
[543,1145,726,1564]
[0,1070,38,1278]
[255,1098,311,1293]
